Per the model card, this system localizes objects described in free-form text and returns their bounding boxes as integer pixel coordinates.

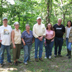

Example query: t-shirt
[46,30,54,41]
[66,27,71,38]
[0,25,12,45]
[21,30,33,45]
[53,24,65,38]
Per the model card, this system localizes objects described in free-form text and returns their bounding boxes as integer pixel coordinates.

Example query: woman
[21,24,34,65]
[45,23,55,59]
[12,22,21,65]
[65,20,72,59]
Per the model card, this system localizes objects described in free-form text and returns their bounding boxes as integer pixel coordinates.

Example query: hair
[67,20,72,27]
[46,23,54,31]
[25,24,30,27]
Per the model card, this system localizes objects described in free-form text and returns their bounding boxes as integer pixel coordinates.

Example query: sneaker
[44,57,47,59]
[39,58,43,61]
[35,58,39,62]
[49,56,51,59]
[25,62,28,65]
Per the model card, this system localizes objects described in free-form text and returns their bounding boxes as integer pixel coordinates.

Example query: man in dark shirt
[53,18,65,57]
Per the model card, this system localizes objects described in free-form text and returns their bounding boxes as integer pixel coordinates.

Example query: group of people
[0,16,72,67]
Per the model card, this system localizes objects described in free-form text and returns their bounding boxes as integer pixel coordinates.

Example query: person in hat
[0,17,12,67]
[12,22,21,66]
[33,17,46,62]
[21,24,34,65]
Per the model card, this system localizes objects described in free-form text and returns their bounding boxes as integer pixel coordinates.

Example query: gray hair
[25,24,30,27]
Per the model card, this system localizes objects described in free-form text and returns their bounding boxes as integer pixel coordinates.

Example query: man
[0,17,12,67]
[33,17,46,62]
[53,18,65,57]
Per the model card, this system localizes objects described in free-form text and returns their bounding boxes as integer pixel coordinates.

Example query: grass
[0,45,72,72]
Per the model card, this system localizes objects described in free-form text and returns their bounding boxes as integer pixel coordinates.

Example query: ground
[0,46,72,72]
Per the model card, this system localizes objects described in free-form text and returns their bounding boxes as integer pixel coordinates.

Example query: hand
[13,44,16,48]
[23,42,26,45]
[38,36,43,41]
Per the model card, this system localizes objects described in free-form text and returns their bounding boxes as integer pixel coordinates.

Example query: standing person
[21,24,34,65]
[65,20,72,58]
[53,18,65,57]
[45,23,55,59]
[0,17,12,67]
[12,22,21,66]
[33,17,46,62]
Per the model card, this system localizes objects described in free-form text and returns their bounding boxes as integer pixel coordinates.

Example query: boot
[66,49,69,56]
[68,50,71,59]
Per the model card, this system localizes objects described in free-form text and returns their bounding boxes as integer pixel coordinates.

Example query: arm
[21,38,25,45]
[33,25,38,38]
[21,32,26,45]
[12,30,16,48]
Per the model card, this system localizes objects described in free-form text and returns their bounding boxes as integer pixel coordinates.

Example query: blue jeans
[54,37,63,55]
[0,44,11,64]
[46,41,54,58]
[23,44,32,63]
[35,38,44,58]
[66,38,69,49]
[68,42,72,51]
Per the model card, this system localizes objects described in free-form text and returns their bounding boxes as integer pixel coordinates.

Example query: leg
[13,45,17,61]
[68,42,71,59]
[49,41,54,56]
[23,45,28,63]
[0,44,5,64]
[46,44,49,58]
[35,38,39,59]
[66,38,69,56]
[16,44,21,60]
[28,45,32,61]
[6,45,11,63]
[54,37,59,55]
[39,38,44,58]
[58,38,63,55]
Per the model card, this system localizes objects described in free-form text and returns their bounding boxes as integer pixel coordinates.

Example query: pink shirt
[46,30,54,42]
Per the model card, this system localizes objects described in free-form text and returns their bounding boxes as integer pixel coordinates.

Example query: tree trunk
[1,0,3,25]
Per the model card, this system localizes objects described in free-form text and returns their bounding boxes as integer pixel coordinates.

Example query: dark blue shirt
[21,30,33,45]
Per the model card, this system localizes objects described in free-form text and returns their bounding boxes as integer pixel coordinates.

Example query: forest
[0,0,72,31]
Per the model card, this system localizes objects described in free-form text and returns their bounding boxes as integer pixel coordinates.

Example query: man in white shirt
[33,17,46,62]
[0,17,12,67]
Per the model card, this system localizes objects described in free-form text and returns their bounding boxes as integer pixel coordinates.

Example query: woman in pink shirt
[45,23,55,59]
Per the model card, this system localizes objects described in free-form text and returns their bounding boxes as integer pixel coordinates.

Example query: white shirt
[0,25,12,45]
[33,23,46,38]
[66,27,71,38]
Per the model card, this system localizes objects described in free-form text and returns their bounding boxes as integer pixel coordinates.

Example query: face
[14,24,19,29]
[26,25,30,31]
[3,19,8,25]
[47,24,51,29]
[67,21,71,27]
[58,19,62,24]
[37,19,41,24]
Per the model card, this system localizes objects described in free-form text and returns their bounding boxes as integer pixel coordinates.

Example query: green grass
[0,46,72,72]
